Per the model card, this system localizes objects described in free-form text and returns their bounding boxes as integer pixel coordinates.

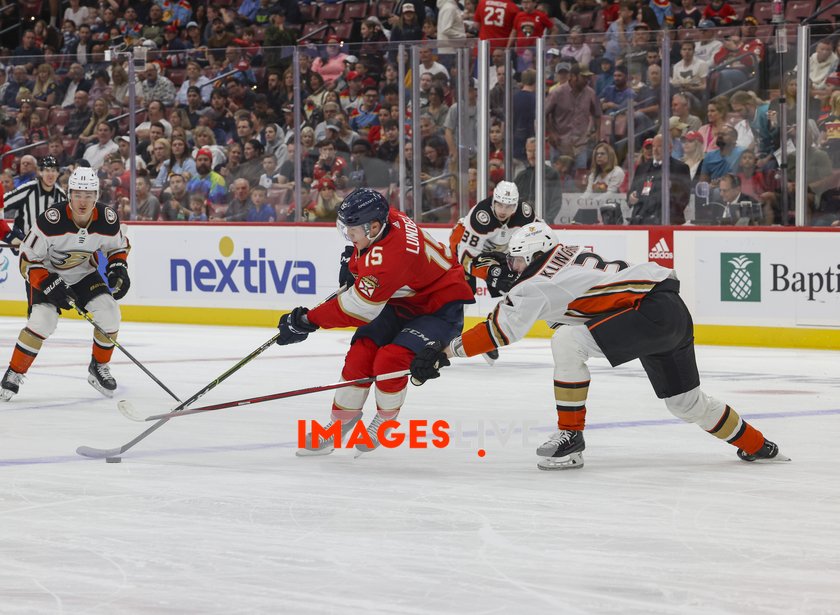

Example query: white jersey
[460,244,676,356]
[449,196,536,277]
[19,203,129,287]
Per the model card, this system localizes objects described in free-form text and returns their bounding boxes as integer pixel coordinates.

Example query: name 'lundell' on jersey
[19,204,130,287]
[460,244,676,356]
[307,210,475,329]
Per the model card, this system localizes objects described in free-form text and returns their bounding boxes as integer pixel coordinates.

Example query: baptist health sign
[691,232,840,328]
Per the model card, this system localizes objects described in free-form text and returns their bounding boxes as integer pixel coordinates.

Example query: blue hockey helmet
[336,188,390,242]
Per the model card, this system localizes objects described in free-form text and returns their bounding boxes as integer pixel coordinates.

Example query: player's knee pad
[375,385,407,414]
[27,304,59,338]
[551,326,592,380]
[372,344,413,393]
[342,337,379,382]
[664,386,725,429]
[86,294,121,333]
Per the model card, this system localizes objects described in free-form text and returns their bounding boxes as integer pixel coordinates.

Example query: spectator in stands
[560,26,592,70]
[351,86,382,137]
[3,66,33,110]
[11,29,43,72]
[2,117,24,151]
[712,32,756,97]
[82,122,118,171]
[545,64,601,171]
[356,18,388,83]
[701,0,736,26]
[303,176,341,222]
[512,69,536,161]
[58,63,91,109]
[160,172,191,220]
[418,46,449,80]
[671,92,702,132]
[67,23,92,66]
[437,0,466,49]
[509,0,552,52]
[46,135,70,170]
[137,100,173,138]
[729,90,779,167]
[601,64,655,146]
[680,131,705,181]
[303,73,329,121]
[314,102,342,143]
[514,136,563,223]
[224,178,252,221]
[311,35,347,88]
[155,136,196,187]
[188,148,228,210]
[390,2,424,53]
[133,175,161,221]
[694,21,723,66]
[338,72,364,114]
[628,133,691,224]
[64,0,90,27]
[735,150,773,201]
[262,123,286,166]
[147,138,171,179]
[376,119,401,164]
[698,125,743,183]
[140,63,176,107]
[810,39,838,99]
[312,139,347,188]
[184,20,204,49]
[671,41,708,102]
[673,0,701,28]
[88,69,116,109]
[444,81,478,166]
[259,153,281,188]
[219,141,244,184]
[426,85,450,129]
[143,4,167,47]
[235,139,266,186]
[204,89,235,144]
[604,1,637,62]
[175,61,211,107]
[13,155,38,188]
[246,185,275,222]
[187,193,208,221]
[117,135,146,173]
[232,115,257,148]
[583,142,625,197]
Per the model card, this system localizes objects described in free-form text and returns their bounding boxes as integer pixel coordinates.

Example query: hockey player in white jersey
[411,221,788,470]
[0,166,131,401]
[448,181,535,299]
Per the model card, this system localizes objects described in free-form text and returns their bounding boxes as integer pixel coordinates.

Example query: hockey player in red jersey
[276,188,475,456]
[411,222,788,469]
[475,0,520,49]
[0,166,131,401]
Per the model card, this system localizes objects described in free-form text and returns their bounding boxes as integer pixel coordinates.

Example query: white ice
[0,316,838,614]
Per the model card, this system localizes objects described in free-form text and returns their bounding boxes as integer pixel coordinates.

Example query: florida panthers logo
[50,250,94,270]
[357,275,380,299]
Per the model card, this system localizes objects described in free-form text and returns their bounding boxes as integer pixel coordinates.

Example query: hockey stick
[69,300,181,403]
[120,370,411,422]
[76,285,349,459]
[76,332,281,459]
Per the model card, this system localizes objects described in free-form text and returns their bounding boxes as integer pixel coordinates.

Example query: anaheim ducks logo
[522,202,533,218]
[45,208,61,224]
[476,210,491,226]
[104,207,117,224]
[357,274,379,299]
[50,250,94,270]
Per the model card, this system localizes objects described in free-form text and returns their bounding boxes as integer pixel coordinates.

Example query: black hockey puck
[105,457,122,463]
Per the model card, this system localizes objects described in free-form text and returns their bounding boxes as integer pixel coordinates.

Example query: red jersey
[308,210,475,329]
[475,0,520,48]
[512,10,552,49]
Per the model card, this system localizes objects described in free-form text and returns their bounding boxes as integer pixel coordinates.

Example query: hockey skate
[354,413,393,457]
[0,367,24,401]
[482,349,499,366]
[737,439,791,463]
[536,429,585,471]
[88,358,117,398]
[296,414,362,457]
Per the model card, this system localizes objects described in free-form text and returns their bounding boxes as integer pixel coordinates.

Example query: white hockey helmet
[68,166,100,201]
[492,180,519,207]
[507,221,559,267]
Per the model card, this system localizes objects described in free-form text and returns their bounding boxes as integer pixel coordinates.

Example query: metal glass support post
[292,46,303,222]
[456,48,469,219]
[504,48,513,180]
[411,46,422,221]
[398,44,407,213]
[535,38,546,221]
[477,39,490,203]
[660,30,671,226]
[126,49,138,220]
[794,24,809,226]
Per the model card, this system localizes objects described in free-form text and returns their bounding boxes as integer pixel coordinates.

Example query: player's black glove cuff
[486,260,519,297]
[277,307,318,345]
[106,260,131,300]
[338,245,355,289]
[41,273,78,311]
[410,341,450,386]
[3,227,24,255]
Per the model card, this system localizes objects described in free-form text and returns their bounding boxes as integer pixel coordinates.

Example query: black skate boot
[737,439,791,463]
[537,429,585,470]
[88,358,117,398]
[483,349,500,365]
[354,413,394,457]
[296,414,362,457]
[0,367,24,402]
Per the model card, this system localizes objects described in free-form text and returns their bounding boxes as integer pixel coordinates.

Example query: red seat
[168,69,186,86]
[49,108,71,126]
[318,4,344,21]
[343,2,368,21]
[36,108,49,123]
[568,11,595,30]
[332,22,353,41]
[377,0,395,19]
[30,144,49,158]
[752,2,775,24]
[786,0,816,21]
[301,22,326,42]
[299,4,316,22]
[62,138,78,156]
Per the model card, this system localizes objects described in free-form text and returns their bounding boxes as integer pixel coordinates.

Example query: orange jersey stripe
[568,292,646,317]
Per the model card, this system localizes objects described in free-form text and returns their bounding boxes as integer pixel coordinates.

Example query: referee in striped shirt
[3,156,67,248]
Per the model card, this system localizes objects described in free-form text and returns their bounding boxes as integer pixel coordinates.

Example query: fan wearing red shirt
[475,0,520,49]
[509,0,552,50]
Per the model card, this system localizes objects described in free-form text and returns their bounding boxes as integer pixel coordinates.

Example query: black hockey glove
[2,227,24,255]
[106,260,131,300]
[277,307,319,345]
[41,273,78,311]
[338,245,355,289]
[410,341,451,386]
[485,260,519,298]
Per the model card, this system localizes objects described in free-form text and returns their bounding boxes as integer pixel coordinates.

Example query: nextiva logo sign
[170,236,316,295]
[721,253,760,302]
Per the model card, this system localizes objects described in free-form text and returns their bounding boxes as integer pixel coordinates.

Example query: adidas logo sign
[649,238,673,260]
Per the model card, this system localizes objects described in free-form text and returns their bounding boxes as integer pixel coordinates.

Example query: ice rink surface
[0,316,837,614]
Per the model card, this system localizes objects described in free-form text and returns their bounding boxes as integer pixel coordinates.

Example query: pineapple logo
[721,253,761,302]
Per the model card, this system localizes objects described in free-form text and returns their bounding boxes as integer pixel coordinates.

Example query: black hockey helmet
[337,187,390,243]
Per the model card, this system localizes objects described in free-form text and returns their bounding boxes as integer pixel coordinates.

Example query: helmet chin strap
[365,219,387,244]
